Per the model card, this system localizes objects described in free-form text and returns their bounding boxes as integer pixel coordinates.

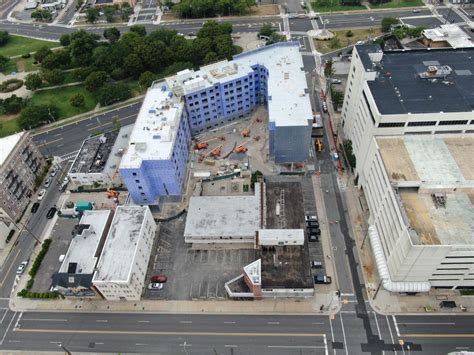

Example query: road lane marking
[372,312,382,341]
[96,320,108,323]
[135,343,147,346]
[0,249,21,287]
[96,342,104,345]
[21,318,67,322]
[224,321,236,324]
[401,322,455,325]
[49,341,61,344]
[53,132,62,137]
[15,328,325,337]
[37,137,63,147]
[386,315,397,354]
[329,317,335,343]
[0,312,17,346]
[268,346,326,349]
[137,320,150,323]
[339,312,349,355]
[392,315,400,337]
[267,322,280,325]
[401,334,474,338]
[225,345,237,348]
[0,310,8,325]
[179,321,192,324]
[312,322,325,325]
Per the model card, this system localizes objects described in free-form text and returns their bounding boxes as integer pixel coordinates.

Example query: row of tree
[173,0,255,18]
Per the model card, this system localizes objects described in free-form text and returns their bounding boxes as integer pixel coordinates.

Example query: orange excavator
[105,189,120,198]
[210,145,223,157]
[195,142,209,150]
[234,141,248,154]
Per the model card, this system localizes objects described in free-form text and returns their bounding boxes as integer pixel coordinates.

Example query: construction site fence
[280,171,305,176]
[69,186,128,193]
[156,209,187,223]
[202,171,241,182]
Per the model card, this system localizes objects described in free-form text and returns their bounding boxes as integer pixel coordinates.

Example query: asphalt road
[32,102,142,157]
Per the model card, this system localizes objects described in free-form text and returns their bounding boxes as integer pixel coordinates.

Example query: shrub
[22,53,31,58]
[0,79,23,93]
[28,239,52,279]
[346,30,354,37]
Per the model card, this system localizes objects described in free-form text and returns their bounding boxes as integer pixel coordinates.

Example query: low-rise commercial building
[421,24,473,49]
[51,210,113,297]
[68,125,132,187]
[92,206,156,301]
[0,132,44,222]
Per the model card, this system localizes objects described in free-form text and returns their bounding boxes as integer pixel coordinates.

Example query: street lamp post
[58,343,71,355]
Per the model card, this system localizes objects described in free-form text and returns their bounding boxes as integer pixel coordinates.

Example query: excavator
[105,189,120,198]
[194,136,226,150]
[234,141,248,154]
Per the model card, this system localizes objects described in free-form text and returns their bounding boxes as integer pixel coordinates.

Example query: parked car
[306,221,319,228]
[311,261,323,268]
[305,215,318,222]
[46,207,57,219]
[314,275,332,284]
[308,234,318,242]
[151,275,168,283]
[31,202,40,213]
[331,79,342,84]
[37,189,46,201]
[308,228,321,235]
[44,177,52,188]
[356,40,365,45]
[187,31,196,37]
[412,9,421,13]
[16,260,28,274]
[148,283,164,290]
[322,101,328,113]
[288,13,298,19]
[50,168,58,177]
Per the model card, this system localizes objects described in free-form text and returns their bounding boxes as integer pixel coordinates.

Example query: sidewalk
[10,290,340,315]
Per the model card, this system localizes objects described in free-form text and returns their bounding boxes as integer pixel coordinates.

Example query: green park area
[370,0,423,9]
[1,35,57,58]
[314,28,383,54]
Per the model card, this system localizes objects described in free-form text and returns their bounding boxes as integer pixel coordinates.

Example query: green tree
[203,51,218,64]
[259,23,274,38]
[120,4,133,21]
[69,93,85,107]
[215,34,234,60]
[18,104,58,129]
[41,50,71,70]
[31,9,52,22]
[41,69,64,86]
[69,30,100,66]
[103,27,121,43]
[250,170,263,189]
[329,37,341,49]
[266,32,286,45]
[346,30,353,37]
[343,139,356,169]
[59,33,71,46]
[103,6,115,22]
[0,31,9,46]
[97,83,131,106]
[84,71,107,92]
[130,25,147,37]
[198,21,232,39]
[330,86,343,111]
[76,0,84,9]
[324,59,334,78]
[381,17,400,32]
[34,46,52,63]
[24,73,43,90]
[0,55,9,70]
[86,8,100,23]
[122,53,144,78]
[0,95,26,114]
[139,71,156,89]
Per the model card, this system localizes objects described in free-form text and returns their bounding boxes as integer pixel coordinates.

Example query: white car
[16,261,28,274]
[37,188,46,201]
[44,177,52,188]
[50,168,58,177]
[305,215,318,222]
[148,283,164,290]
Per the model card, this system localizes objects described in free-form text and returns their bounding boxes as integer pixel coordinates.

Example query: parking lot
[143,215,255,300]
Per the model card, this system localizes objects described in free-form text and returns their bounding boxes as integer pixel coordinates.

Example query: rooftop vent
[419,65,452,79]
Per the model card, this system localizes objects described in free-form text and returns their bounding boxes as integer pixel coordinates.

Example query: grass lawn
[311,1,366,12]
[1,56,39,74]
[29,85,97,120]
[1,35,58,58]
[0,116,20,138]
[369,0,423,8]
[314,27,382,53]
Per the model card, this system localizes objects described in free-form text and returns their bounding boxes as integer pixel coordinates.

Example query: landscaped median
[313,28,383,54]
[311,0,423,13]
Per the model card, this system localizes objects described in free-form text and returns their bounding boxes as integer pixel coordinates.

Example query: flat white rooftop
[423,24,473,48]
[167,43,312,128]
[93,206,147,283]
[59,210,111,275]
[0,132,24,166]
[120,83,184,169]
[234,43,312,127]
[258,229,304,246]
[184,184,262,238]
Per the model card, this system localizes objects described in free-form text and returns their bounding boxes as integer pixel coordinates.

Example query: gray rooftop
[92,206,147,283]
[358,46,474,114]
[58,210,111,275]
[184,184,262,238]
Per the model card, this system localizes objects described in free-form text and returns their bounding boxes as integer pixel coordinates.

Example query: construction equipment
[194,136,226,150]
[105,190,120,198]
[195,142,209,150]
[315,138,323,152]
[210,145,223,158]
[234,144,248,153]
[242,127,251,137]
[295,162,306,169]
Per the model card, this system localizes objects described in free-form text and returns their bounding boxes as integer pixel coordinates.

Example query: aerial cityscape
[0,0,473,352]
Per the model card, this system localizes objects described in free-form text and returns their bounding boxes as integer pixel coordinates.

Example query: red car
[151,275,167,283]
